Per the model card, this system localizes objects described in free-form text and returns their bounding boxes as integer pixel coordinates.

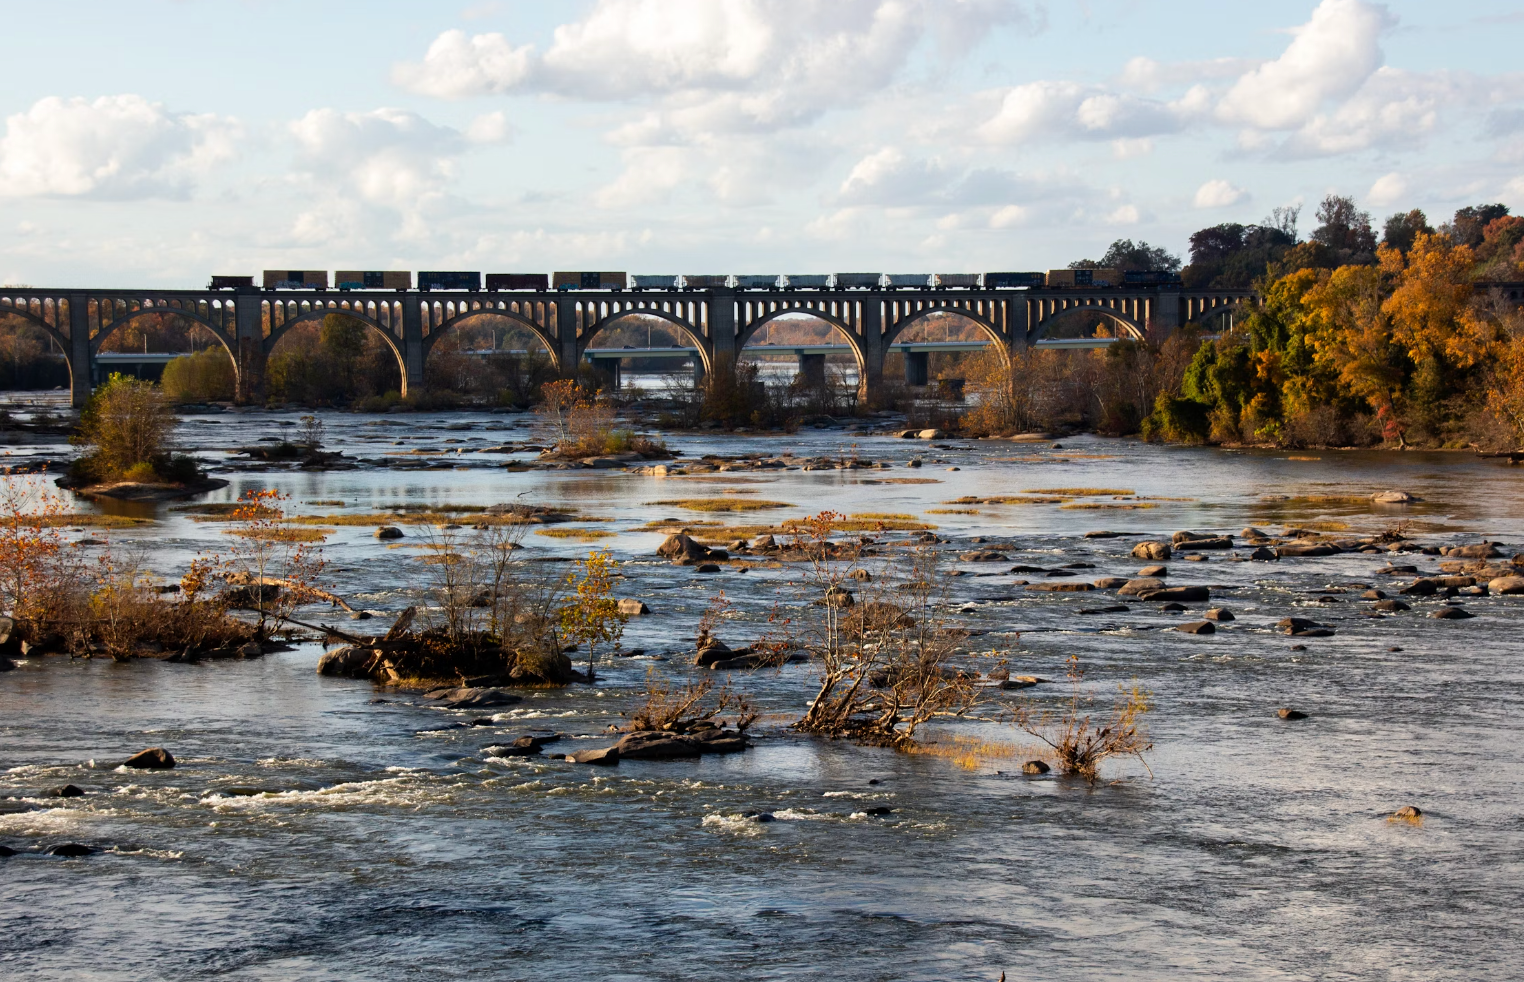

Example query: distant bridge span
[0,284,1256,407]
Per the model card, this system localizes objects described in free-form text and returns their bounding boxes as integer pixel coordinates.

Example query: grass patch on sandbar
[536,528,619,541]
[224,527,332,542]
[649,498,795,512]
[1022,487,1135,496]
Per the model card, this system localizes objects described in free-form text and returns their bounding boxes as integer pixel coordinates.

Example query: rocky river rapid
[2,408,1523,981]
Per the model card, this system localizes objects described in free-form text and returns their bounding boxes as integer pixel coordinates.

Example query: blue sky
[1,0,1521,287]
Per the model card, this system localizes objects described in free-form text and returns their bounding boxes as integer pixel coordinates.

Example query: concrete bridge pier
[904,350,929,387]
[797,352,827,389]
[68,294,91,408]
[856,299,886,408]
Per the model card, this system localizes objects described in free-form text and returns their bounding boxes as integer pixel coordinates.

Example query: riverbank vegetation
[64,375,206,488]
[957,196,1524,450]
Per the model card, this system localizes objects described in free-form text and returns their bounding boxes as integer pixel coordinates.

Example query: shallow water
[3,412,1523,980]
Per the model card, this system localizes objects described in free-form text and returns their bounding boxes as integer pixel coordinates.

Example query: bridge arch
[90,306,237,358]
[578,309,714,375]
[262,305,409,394]
[1033,305,1145,342]
[883,306,1007,359]
[423,308,561,371]
[736,306,866,377]
[1184,298,1251,332]
[0,301,73,365]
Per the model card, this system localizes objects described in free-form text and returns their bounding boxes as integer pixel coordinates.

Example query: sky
[0,0,1522,288]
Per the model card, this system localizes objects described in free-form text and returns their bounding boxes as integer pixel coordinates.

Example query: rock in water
[1371,490,1417,504]
[1277,708,1308,720]
[317,645,374,678]
[1131,541,1172,561]
[615,731,702,759]
[45,785,84,798]
[617,599,650,616]
[1488,576,1524,595]
[1204,608,1235,621]
[122,748,175,770]
[0,844,15,857]
[1392,805,1422,820]
[1176,620,1216,635]
[1139,586,1211,602]
[1138,565,1168,578]
[1117,577,1165,596]
[1021,760,1050,775]
[0,657,13,672]
[1373,599,1411,612]
[425,687,523,709]
[47,843,94,857]
[374,526,404,540]
[1430,607,1474,620]
[566,747,620,766]
[1249,546,1279,561]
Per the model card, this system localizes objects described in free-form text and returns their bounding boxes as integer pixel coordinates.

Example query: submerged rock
[1139,586,1211,602]
[1373,599,1411,612]
[566,747,620,766]
[122,748,175,770]
[424,687,523,709]
[47,843,94,857]
[1276,618,1334,637]
[1277,708,1308,720]
[1430,607,1474,620]
[45,785,84,798]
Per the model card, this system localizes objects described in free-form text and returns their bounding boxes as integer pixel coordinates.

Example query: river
[2,408,1522,981]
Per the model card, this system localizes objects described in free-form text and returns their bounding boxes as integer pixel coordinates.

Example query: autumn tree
[558,549,626,682]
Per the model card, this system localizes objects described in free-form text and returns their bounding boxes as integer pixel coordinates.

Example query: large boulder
[1431,606,1474,620]
[1204,608,1235,621]
[1176,620,1216,635]
[122,748,175,770]
[1172,532,1233,550]
[1026,582,1095,593]
[1400,579,1439,596]
[1277,618,1334,637]
[1131,541,1172,561]
[566,747,620,766]
[1445,542,1502,559]
[656,533,718,564]
[423,687,523,709]
[1275,541,1340,557]
[615,731,703,759]
[317,645,374,678]
[1249,546,1279,561]
[1117,577,1165,596]
[1488,576,1524,595]
[374,526,404,540]
[617,599,650,616]
[1138,565,1168,578]
[1139,586,1210,602]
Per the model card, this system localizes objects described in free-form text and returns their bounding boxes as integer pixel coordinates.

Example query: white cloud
[1216,0,1394,130]
[288,108,475,241]
[1284,67,1451,156]
[466,111,511,144]
[0,94,238,199]
[1194,179,1248,208]
[1111,138,1154,160]
[1367,171,1407,206]
[595,146,689,207]
[1106,205,1140,225]
[989,204,1029,228]
[1119,55,1256,94]
[391,30,534,99]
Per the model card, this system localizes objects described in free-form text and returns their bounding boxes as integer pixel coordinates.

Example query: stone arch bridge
[0,285,1255,407]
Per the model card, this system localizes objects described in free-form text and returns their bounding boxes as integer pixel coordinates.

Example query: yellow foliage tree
[558,549,626,682]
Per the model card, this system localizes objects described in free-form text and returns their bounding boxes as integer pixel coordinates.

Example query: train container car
[883,273,932,290]
[984,271,1046,289]
[630,275,679,291]
[553,271,627,291]
[1123,270,1183,286]
[680,274,729,290]
[484,273,549,292]
[1050,268,1120,288]
[1047,269,1075,288]
[419,271,481,292]
[782,274,829,290]
[933,273,980,289]
[263,270,329,290]
[336,270,411,291]
[834,273,882,290]
[734,275,781,291]
[208,275,254,290]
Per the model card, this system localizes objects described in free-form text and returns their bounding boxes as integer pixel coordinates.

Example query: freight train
[207,269,1182,292]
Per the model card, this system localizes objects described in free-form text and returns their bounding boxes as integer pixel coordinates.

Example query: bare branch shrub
[1011,653,1153,782]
